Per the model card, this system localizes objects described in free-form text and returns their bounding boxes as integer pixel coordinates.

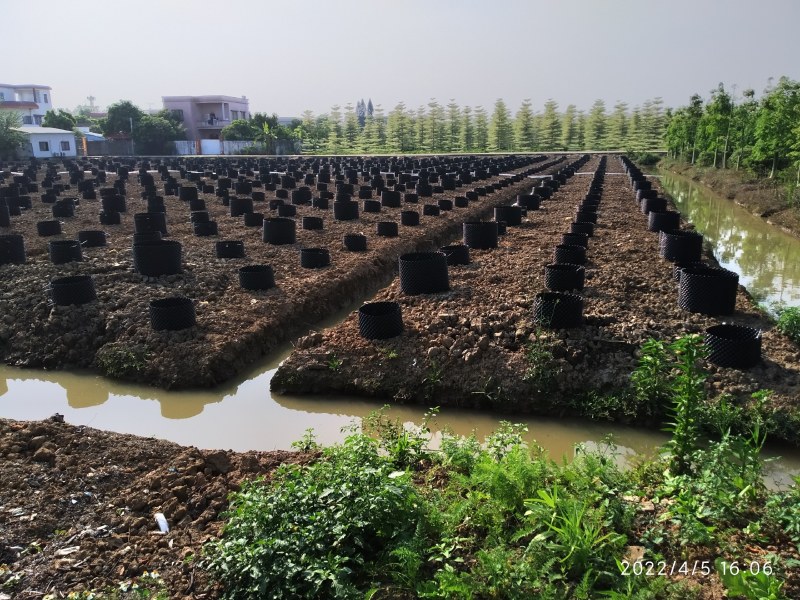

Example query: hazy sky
[4,0,799,117]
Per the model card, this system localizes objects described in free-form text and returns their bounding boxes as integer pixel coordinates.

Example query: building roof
[0,83,52,90]
[0,101,39,109]
[163,95,248,104]
[14,126,75,135]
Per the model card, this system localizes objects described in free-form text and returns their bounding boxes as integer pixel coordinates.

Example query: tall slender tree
[445,99,461,152]
[584,100,607,150]
[489,98,513,152]
[473,106,489,152]
[560,104,577,151]
[514,99,536,151]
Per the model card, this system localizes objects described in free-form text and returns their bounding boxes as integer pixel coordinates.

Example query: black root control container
[358,301,404,340]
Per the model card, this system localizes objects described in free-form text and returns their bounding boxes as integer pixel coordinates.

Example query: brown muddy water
[2,173,800,486]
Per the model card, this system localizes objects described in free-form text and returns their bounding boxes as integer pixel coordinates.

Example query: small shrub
[776,306,800,344]
[204,434,426,599]
[95,344,148,378]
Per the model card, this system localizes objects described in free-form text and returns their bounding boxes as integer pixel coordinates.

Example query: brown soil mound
[0,415,310,598]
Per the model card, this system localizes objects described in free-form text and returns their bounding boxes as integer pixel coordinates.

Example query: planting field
[272,155,800,443]
[0,154,564,388]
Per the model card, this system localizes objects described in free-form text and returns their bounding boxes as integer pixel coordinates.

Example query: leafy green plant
[290,428,319,452]
[204,434,425,599]
[630,338,670,409]
[663,335,707,472]
[362,406,437,468]
[523,485,626,581]
[96,344,148,378]
[327,353,343,372]
[521,334,557,392]
[776,306,800,343]
[715,558,785,600]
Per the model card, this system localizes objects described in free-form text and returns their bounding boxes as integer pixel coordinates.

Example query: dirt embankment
[0,415,311,598]
[660,158,800,237]
[272,155,800,443]
[0,155,564,389]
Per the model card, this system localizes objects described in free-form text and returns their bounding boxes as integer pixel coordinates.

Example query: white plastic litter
[154,512,169,533]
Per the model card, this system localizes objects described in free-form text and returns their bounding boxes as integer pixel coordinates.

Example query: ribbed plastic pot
[705,324,761,369]
[399,252,449,295]
[149,296,196,331]
[333,200,359,221]
[648,210,681,233]
[277,204,297,217]
[570,221,595,237]
[215,240,245,259]
[404,193,419,204]
[678,265,739,315]
[363,199,381,213]
[0,204,10,227]
[133,240,182,276]
[343,233,367,251]
[381,190,401,207]
[48,240,82,264]
[561,233,589,248]
[37,220,62,236]
[438,199,453,211]
[377,221,399,237]
[230,197,254,216]
[640,197,667,214]
[494,205,522,226]
[516,194,540,210]
[262,217,296,245]
[440,244,470,266]
[454,196,469,208]
[673,261,707,282]
[134,212,168,236]
[358,301,404,340]
[554,244,586,265]
[300,247,330,269]
[302,216,324,230]
[544,263,585,291]
[190,210,210,223]
[78,230,107,247]
[400,210,420,226]
[312,197,329,209]
[179,186,198,202]
[659,230,703,262]
[193,221,218,236]
[133,231,162,244]
[50,275,96,306]
[463,221,498,249]
[52,201,75,218]
[99,211,121,225]
[423,204,440,216]
[575,209,598,224]
[244,212,264,227]
[533,291,584,329]
[189,199,206,211]
[239,264,275,291]
[0,233,25,265]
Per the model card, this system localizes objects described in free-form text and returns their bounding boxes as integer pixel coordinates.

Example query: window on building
[39,141,50,151]
[171,109,184,120]
[33,115,43,125]
[0,92,4,101]
[22,116,32,124]
[43,93,48,103]
[60,141,70,151]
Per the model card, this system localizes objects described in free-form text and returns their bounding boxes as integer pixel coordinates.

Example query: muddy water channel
[2,171,800,484]
[658,170,800,311]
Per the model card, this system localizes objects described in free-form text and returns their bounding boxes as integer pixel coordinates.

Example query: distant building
[14,126,77,158]
[162,94,250,142]
[0,83,53,125]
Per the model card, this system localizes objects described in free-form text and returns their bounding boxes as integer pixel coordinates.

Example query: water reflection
[658,171,800,311]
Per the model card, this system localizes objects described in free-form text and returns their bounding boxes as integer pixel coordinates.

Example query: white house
[15,126,77,158]
[0,83,53,125]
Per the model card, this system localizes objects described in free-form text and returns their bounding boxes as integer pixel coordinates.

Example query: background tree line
[296,96,669,155]
[665,77,800,182]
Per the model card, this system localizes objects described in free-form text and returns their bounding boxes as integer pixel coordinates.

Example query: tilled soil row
[0,155,567,388]
[272,156,800,436]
